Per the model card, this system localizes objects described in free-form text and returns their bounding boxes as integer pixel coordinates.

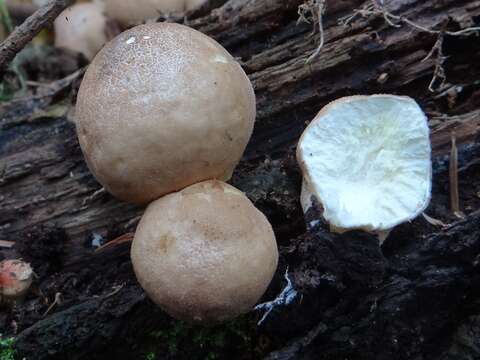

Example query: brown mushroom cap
[104,0,208,25]
[131,180,278,324]
[75,23,255,204]
[54,2,109,61]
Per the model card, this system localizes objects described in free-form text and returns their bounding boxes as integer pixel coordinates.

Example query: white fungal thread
[143,36,151,40]
[254,267,298,325]
[126,37,136,44]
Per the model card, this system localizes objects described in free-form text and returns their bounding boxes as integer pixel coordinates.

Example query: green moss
[147,317,254,359]
[0,336,15,360]
[145,352,156,360]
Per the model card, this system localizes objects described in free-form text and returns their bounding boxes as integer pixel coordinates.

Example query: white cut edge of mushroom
[301,177,391,243]
[297,94,432,242]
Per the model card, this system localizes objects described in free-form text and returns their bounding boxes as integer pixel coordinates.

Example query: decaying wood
[1,0,480,359]
[265,208,480,360]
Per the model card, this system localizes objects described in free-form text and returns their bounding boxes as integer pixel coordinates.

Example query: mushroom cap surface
[105,0,208,24]
[131,180,278,324]
[75,23,256,204]
[54,2,108,61]
[297,95,432,233]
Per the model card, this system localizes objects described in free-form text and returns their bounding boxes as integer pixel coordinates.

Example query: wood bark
[1,0,480,359]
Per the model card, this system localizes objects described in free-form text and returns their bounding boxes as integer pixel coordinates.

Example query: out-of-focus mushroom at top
[104,0,208,25]
[297,95,432,242]
[54,2,109,61]
[75,22,255,204]
[131,180,278,324]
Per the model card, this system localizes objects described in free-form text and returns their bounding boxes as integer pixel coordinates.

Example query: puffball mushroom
[297,95,432,240]
[104,0,208,25]
[0,260,33,306]
[131,180,278,324]
[54,2,109,61]
[75,23,255,204]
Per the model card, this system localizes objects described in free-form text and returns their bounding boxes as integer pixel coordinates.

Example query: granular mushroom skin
[131,180,278,324]
[75,23,256,204]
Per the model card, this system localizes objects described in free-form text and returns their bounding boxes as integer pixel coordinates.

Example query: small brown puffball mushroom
[0,260,33,306]
[131,180,278,324]
[104,0,208,25]
[75,23,255,204]
[54,2,109,61]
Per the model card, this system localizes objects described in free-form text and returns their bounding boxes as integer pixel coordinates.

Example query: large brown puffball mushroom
[75,23,255,204]
[105,0,208,25]
[54,2,109,61]
[131,180,278,324]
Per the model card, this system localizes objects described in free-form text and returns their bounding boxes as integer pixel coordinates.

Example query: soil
[1,0,480,359]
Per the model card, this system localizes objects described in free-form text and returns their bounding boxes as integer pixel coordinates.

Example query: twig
[0,240,14,248]
[94,233,134,253]
[0,0,74,74]
[449,133,461,215]
[422,213,448,228]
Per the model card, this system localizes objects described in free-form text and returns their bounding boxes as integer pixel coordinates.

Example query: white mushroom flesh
[297,95,432,233]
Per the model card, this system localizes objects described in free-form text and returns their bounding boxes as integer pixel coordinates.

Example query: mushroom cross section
[297,95,432,237]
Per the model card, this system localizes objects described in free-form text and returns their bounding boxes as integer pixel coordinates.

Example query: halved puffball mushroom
[131,180,278,324]
[75,23,255,204]
[104,0,208,25]
[54,2,109,61]
[297,95,432,241]
[0,260,33,306]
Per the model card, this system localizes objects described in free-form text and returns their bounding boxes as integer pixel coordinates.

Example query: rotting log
[1,0,480,359]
